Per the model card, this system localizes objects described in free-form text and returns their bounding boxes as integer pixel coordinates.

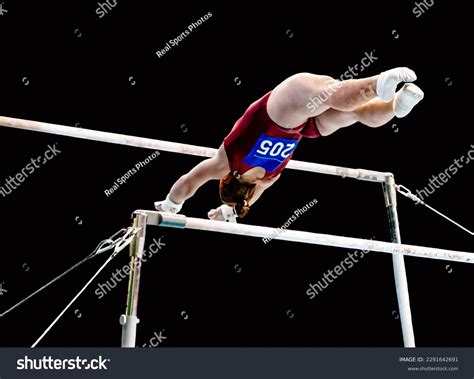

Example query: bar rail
[137,211,474,264]
[0,116,391,182]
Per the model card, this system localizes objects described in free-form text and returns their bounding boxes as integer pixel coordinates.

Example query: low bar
[137,211,474,264]
[0,116,391,182]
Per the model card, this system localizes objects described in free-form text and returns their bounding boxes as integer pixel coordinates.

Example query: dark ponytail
[234,199,250,218]
[219,171,256,218]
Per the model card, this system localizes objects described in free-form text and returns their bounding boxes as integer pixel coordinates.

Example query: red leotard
[223,91,321,179]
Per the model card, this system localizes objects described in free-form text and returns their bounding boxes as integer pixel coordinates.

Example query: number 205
[256,140,296,158]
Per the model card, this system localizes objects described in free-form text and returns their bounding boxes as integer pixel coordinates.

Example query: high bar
[0,116,391,182]
[137,211,474,264]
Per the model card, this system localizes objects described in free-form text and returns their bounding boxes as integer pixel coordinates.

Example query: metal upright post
[120,211,147,347]
[383,175,416,347]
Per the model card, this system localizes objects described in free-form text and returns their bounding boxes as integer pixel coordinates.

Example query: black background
[0,1,472,347]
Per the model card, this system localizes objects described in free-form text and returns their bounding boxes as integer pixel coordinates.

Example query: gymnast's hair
[219,171,256,218]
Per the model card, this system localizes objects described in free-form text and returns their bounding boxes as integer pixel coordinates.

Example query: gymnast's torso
[223,91,321,179]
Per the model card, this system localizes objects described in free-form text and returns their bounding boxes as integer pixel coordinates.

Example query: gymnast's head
[219,171,256,218]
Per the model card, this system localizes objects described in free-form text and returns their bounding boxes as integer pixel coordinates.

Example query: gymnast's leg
[315,83,424,135]
[267,68,418,128]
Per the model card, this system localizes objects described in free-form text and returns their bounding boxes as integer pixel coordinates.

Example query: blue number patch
[243,134,299,173]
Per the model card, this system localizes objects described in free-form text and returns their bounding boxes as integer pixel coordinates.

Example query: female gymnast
[155,68,424,222]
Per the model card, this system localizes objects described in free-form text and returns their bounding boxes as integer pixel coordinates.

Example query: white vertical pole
[120,212,147,347]
[384,176,416,347]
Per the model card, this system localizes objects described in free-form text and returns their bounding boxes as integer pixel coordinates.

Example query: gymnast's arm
[156,144,229,213]
[167,156,229,204]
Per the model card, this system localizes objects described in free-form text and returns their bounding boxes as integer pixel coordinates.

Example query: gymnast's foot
[394,83,424,118]
[377,67,417,101]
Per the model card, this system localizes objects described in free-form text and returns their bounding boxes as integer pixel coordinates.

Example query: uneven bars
[139,211,474,264]
[0,116,390,182]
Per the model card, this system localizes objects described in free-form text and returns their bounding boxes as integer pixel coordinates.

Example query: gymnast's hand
[208,207,226,221]
[208,204,237,223]
[154,194,183,213]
